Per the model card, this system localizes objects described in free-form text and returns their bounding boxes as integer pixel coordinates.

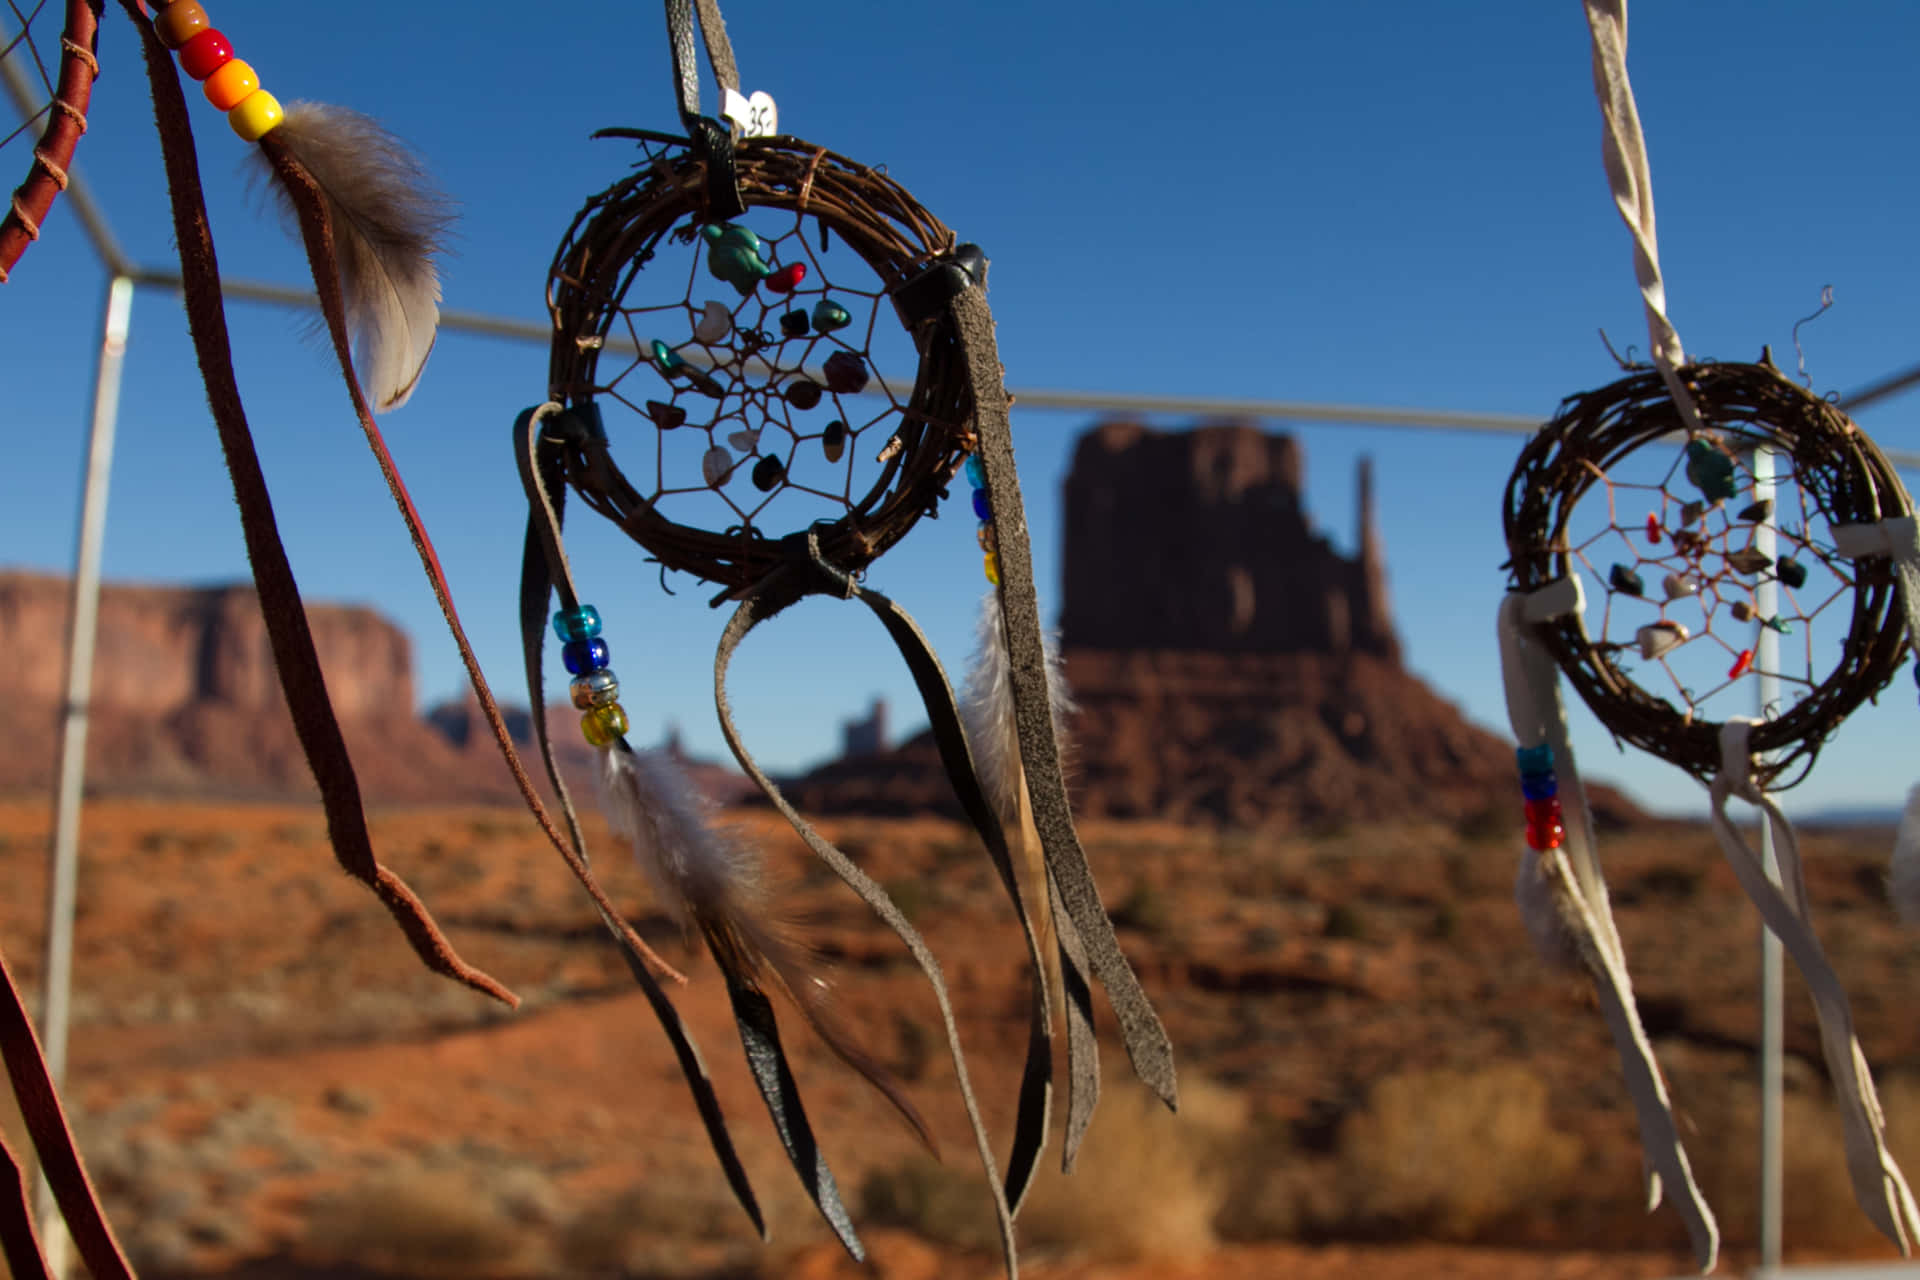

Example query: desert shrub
[303,1170,536,1276]
[1321,1061,1583,1241]
[862,1073,1244,1264]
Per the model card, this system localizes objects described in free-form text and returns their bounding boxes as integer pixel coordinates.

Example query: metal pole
[32,274,134,1279]
[1752,445,1784,1275]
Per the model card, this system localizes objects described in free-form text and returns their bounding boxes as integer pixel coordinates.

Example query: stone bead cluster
[553,605,630,747]
[151,0,284,142]
[963,454,999,585]
[1515,743,1566,852]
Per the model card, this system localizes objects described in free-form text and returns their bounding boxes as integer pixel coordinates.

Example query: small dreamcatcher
[512,0,1176,1271]
[1499,2,1920,1270]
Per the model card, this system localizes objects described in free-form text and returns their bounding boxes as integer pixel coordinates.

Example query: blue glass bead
[552,605,602,643]
[972,489,992,520]
[1520,771,1559,802]
[964,455,986,489]
[562,637,611,675]
[1515,743,1554,776]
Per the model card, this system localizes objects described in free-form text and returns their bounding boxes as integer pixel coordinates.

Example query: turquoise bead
[812,299,851,332]
[702,223,773,296]
[651,339,686,373]
[552,605,602,643]
[964,455,986,489]
[1609,563,1646,597]
[1684,439,1738,502]
[1515,743,1554,776]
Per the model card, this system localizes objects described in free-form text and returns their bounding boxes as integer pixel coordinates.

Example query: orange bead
[153,1,209,48]
[203,58,259,111]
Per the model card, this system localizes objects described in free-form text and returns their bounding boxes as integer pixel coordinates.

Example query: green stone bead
[812,299,852,332]
[703,224,773,296]
[1684,439,1738,502]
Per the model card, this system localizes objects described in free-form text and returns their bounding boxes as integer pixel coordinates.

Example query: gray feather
[960,589,1073,834]
[253,102,448,411]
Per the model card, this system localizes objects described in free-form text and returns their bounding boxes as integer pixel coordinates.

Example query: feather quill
[252,103,447,411]
[961,589,1073,980]
[597,739,935,1152]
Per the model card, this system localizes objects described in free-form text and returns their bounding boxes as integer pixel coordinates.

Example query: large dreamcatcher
[510,2,1175,1270]
[1499,2,1920,1270]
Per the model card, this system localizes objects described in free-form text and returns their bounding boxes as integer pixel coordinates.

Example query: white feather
[254,103,447,411]
[1890,783,1920,924]
[960,589,1073,831]
[598,742,754,921]
[1515,847,1585,972]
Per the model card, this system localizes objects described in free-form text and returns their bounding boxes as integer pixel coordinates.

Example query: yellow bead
[983,551,1000,585]
[203,59,259,111]
[154,1,209,47]
[227,89,285,142]
[580,702,629,748]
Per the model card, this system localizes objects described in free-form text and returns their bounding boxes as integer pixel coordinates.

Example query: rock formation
[781,422,1639,829]
[1061,423,1397,660]
[0,570,744,806]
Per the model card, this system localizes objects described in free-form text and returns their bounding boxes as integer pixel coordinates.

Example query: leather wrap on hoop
[1503,359,1912,789]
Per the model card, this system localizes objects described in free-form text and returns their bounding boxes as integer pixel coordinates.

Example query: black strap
[837,566,1058,1212]
[953,287,1181,1116]
[714,553,1021,1277]
[513,406,767,1240]
[662,0,746,218]
[725,978,864,1259]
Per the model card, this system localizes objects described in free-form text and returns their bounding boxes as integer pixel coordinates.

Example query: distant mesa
[780,421,1641,829]
[0,569,744,807]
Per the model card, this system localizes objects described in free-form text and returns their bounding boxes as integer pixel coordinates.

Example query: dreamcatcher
[509,0,1178,1270]
[1,4,694,1277]
[1499,2,1920,1270]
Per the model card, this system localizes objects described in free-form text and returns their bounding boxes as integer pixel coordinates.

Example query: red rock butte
[786,421,1639,829]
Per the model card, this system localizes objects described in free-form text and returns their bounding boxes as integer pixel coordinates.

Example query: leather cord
[512,408,771,1239]
[955,286,1180,1116]
[662,0,745,218]
[714,547,1022,1277]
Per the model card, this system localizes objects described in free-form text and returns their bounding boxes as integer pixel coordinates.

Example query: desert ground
[3,797,1918,1278]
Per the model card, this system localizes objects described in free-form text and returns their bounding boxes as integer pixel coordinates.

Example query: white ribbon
[1498,581,1719,1271]
[1707,720,1920,1251]
[1831,515,1920,921]
[1582,0,1706,436]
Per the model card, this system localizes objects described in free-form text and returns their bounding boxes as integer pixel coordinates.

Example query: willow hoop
[1503,359,1911,788]
[546,134,979,593]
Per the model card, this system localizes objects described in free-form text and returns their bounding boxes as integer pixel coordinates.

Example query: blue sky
[4,1,1917,817]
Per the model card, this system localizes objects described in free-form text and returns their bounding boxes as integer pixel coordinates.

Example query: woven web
[1565,431,1852,726]
[584,204,927,544]
[1,1,62,151]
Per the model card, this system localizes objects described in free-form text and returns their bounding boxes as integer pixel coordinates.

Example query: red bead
[176,28,234,80]
[1523,795,1562,827]
[1728,649,1754,679]
[1526,819,1566,851]
[765,262,807,295]
[1645,512,1662,544]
